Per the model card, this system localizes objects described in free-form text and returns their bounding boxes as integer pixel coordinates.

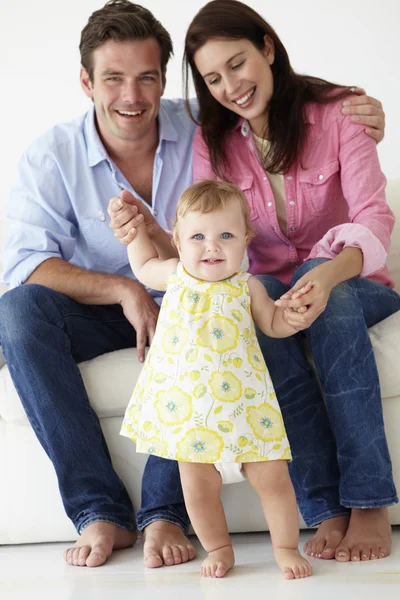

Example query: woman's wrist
[327,247,363,287]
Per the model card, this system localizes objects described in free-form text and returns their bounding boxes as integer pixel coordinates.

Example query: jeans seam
[137,512,189,535]
[78,514,136,535]
[339,495,399,509]
[302,507,351,528]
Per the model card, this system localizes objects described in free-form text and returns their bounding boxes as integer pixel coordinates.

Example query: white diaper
[215,462,246,484]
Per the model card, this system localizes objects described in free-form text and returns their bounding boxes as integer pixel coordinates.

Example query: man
[0,0,385,568]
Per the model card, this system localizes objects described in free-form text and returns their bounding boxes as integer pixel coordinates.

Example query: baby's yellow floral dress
[120,262,291,464]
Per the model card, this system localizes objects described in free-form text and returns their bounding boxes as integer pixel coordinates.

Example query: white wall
[1,0,399,273]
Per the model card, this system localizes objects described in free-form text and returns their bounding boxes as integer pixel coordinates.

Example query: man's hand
[341,87,385,143]
[108,190,161,245]
[120,281,160,362]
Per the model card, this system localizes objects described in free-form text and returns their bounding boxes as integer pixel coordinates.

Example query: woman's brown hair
[184,0,353,177]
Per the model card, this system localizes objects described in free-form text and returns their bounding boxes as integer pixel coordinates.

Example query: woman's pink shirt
[193,98,395,288]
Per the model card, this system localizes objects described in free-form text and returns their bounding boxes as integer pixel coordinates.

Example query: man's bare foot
[64,522,137,567]
[274,548,312,580]
[201,544,235,578]
[335,508,392,562]
[303,515,349,559]
[142,521,196,568]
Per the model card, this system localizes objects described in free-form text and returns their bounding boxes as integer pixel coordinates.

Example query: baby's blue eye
[221,232,232,239]
[193,233,204,240]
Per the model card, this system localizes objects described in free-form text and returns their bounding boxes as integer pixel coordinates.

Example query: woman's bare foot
[335,508,392,562]
[64,522,137,567]
[142,521,197,568]
[201,544,235,578]
[274,548,312,579]
[303,515,349,559]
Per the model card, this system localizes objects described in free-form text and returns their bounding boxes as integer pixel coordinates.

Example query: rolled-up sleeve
[2,150,77,289]
[310,110,395,277]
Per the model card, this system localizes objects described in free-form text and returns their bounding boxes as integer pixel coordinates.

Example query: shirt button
[289,200,295,206]
[263,176,267,181]
[291,226,296,231]
[289,244,293,248]
[267,202,273,207]
[154,209,159,216]
[273,226,278,231]
[98,211,106,222]
[318,174,324,181]
[287,176,293,181]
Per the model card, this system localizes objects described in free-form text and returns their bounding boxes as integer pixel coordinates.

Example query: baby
[120,180,312,579]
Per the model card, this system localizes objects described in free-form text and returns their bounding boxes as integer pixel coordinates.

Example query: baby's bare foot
[335,508,391,562]
[303,515,349,559]
[274,548,312,579]
[201,544,235,578]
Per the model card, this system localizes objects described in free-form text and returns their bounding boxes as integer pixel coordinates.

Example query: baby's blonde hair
[172,179,255,246]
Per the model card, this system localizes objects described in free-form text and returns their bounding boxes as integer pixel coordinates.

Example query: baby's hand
[279,281,313,314]
[290,281,313,313]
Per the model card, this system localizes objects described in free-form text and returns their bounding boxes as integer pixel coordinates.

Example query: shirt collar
[85,105,110,168]
[84,101,179,168]
[235,101,316,138]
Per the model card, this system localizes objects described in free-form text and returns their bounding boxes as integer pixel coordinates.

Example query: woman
[183,0,400,563]
[108,0,394,566]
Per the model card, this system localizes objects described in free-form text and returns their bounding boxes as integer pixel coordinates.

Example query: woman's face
[194,37,274,137]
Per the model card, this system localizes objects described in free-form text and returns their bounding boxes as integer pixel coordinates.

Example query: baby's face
[176,197,248,282]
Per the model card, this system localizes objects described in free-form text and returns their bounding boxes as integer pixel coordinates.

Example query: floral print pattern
[120,262,291,464]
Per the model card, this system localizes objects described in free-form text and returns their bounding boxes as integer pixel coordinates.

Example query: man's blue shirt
[2,99,197,290]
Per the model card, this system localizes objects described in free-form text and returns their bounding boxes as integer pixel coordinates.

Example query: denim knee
[255,274,288,301]
[290,258,330,287]
[0,284,59,347]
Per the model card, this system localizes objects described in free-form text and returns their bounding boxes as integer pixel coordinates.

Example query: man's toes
[188,545,196,561]
[335,546,351,562]
[171,545,183,565]
[77,546,91,566]
[162,545,175,566]
[72,548,81,566]
[64,548,72,565]
[86,543,110,567]
[177,544,189,563]
[144,552,163,569]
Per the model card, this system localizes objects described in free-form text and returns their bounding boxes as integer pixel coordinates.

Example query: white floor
[1,530,400,600]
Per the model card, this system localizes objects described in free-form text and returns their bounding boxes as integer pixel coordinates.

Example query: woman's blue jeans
[0,283,188,534]
[0,257,398,533]
[256,258,399,526]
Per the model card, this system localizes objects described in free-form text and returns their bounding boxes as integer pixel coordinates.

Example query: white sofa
[0,181,399,546]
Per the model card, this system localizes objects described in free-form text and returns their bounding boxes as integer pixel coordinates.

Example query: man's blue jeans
[256,258,399,526]
[0,284,188,534]
[1,258,398,533]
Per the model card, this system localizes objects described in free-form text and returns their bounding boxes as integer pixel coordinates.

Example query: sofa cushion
[1,311,399,424]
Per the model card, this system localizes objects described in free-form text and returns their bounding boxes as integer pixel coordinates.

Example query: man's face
[80,38,165,148]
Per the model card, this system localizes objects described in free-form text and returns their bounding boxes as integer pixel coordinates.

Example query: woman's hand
[108,190,161,245]
[275,262,338,329]
[341,88,385,143]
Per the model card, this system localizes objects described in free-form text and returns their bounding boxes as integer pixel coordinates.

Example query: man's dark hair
[80,0,173,82]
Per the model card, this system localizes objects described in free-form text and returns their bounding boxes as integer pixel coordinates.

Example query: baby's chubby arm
[248,277,312,337]
[128,223,178,292]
